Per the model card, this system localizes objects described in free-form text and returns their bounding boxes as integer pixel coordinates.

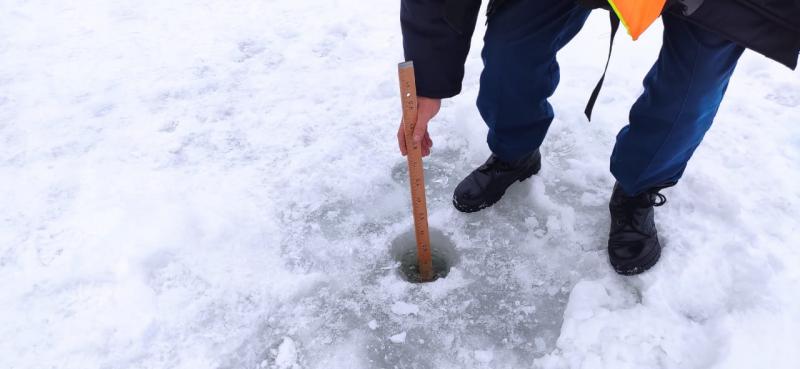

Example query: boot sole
[611,243,662,276]
[452,160,541,213]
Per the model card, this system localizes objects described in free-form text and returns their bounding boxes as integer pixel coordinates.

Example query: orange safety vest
[608,0,668,40]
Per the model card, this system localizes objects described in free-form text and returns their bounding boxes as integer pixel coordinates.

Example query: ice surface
[391,301,420,316]
[1,1,799,369]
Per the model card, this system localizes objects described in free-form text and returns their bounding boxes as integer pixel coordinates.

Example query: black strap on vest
[585,12,620,121]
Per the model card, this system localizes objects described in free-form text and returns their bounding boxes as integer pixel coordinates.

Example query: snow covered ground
[1,1,799,368]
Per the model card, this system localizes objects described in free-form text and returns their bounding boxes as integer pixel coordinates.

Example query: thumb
[412,115,429,144]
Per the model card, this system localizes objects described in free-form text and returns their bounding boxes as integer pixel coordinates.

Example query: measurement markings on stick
[398,61,433,282]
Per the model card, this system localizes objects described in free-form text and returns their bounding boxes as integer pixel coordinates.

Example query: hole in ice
[390,228,458,283]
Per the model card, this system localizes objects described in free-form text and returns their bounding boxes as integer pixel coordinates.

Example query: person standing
[397,0,799,275]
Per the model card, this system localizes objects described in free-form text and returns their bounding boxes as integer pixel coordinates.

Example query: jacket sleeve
[400,0,481,98]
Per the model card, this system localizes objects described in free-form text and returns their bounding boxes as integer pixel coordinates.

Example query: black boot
[452,150,541,213]
[608,183,669,275]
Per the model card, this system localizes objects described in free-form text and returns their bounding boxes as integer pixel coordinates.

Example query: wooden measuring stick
[398,61,434,282]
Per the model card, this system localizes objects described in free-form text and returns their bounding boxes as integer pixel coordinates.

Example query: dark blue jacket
[401,0,800,99]
[400,0,481,98]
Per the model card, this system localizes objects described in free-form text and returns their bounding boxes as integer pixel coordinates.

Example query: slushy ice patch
[390,228,458,283]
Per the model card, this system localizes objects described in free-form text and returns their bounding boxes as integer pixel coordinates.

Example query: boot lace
[611,188,667,237]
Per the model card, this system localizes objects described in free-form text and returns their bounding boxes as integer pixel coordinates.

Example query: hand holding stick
[398,61,434,282]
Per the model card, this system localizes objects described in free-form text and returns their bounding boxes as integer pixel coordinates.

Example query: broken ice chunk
[391,301,419,315]
[389,332,407,343]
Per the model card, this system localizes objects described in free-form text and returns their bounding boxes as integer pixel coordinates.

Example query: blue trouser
[477,0,745,195]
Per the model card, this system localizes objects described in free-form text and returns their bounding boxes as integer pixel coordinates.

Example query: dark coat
[680,0,800,69]
[400,0,800,99]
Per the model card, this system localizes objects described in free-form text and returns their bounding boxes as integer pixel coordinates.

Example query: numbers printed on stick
[398,61,434,281]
